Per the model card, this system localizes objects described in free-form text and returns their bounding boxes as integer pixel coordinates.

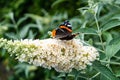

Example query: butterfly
[51,20,79,40]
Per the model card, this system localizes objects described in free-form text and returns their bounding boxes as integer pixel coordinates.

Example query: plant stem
[90,72,100,79]
[113,56,120,60]
[94,14,105,51]
[100,60,120,65]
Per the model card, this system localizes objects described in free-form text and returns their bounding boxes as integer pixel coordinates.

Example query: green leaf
[28,30,36,39]
[106,37,120,59]
[5,33,18,39]
[52,0,67,8]
[19,26,29,38]
[101,20,120,32]
[19,24,37,38]
[87,38,93,45]
[8,12,14,21]
[112,65,120,77]
[17,16,28,26]
[93,61,119,80]
[102,32,113,45]
[100,74,110,80]
[111,14,120,20]
[77,28,97,35]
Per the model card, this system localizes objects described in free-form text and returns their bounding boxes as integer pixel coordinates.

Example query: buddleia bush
[0,0,120,80]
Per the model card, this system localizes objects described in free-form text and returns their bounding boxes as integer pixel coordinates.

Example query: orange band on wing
[60,26,72,32]
[51,29,56,38]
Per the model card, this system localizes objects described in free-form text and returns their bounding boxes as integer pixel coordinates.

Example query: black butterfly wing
[55,28,72,38]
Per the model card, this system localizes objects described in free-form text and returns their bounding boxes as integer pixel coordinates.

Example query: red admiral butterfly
[51,20,79,40]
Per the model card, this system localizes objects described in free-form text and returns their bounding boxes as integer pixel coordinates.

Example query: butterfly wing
[55,27,72,38]
[60,33,79,40]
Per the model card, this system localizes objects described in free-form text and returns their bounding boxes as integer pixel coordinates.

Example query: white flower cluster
[0,38,99,72]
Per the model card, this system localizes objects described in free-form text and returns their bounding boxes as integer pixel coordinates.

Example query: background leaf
[101,20,120,32]
[76,28,97,35]
[93,61,119,80]
[106,37,120,59]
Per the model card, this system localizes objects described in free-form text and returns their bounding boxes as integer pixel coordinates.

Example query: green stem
[90,72,100,79]
[94,15,100,31]
[100,60,120,65]
[94,14,105,51]
[113,56,120,60]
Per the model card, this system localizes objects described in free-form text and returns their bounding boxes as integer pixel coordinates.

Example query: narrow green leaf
[77,28,97,35]
[57,73,66,78]
[5,33,18,39]
[100,74,110,80]
[19,26,29,38]
[19,24,37,38]
[93,61,119,80]
[8,12,14,21]
[52,0,67,8]
[111,14,120,20]
[25,67,29,78]
[102,32,113,45]
[28,30,36,39]
[101,20,120,32]
[106,37,120,59]
[87,38,93,45]
[17,17,28,26]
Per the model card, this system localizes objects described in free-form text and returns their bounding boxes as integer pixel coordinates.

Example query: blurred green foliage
[0,0,120,80]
